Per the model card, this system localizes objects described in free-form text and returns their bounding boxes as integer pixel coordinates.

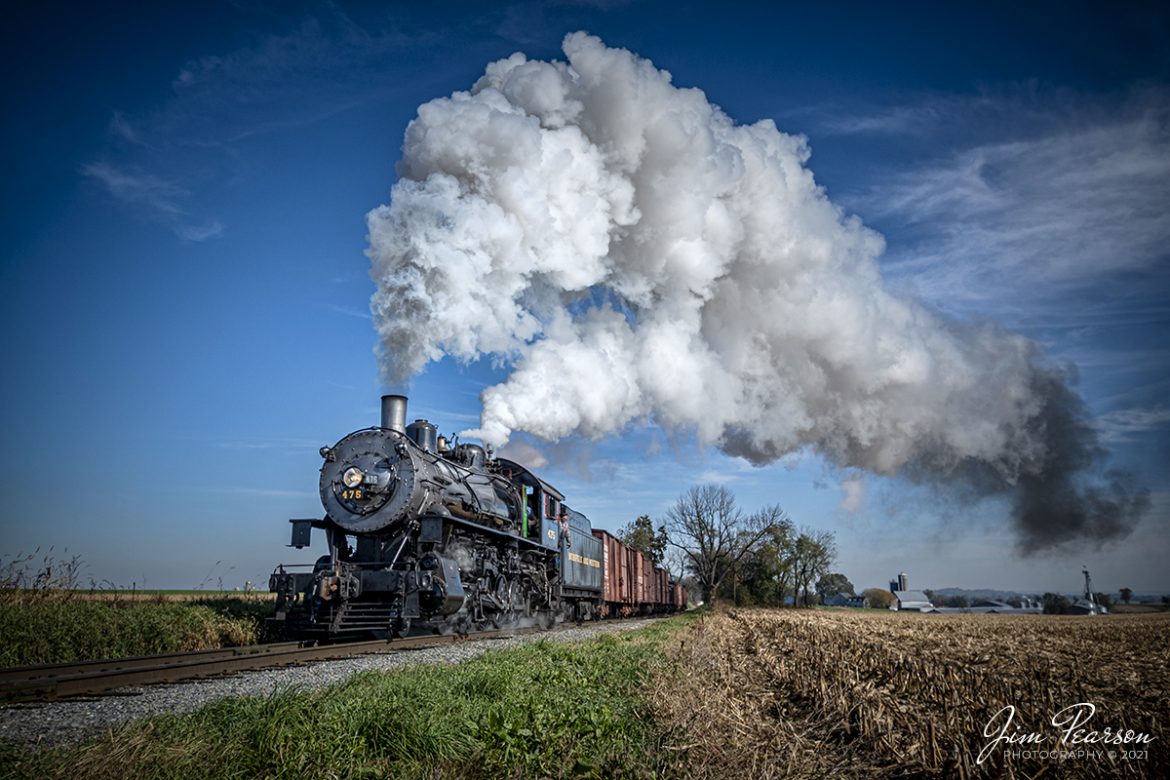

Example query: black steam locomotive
[269,395,606,638]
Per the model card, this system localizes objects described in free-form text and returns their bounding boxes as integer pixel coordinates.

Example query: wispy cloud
[1094,407,1170,443]
[108,111,148,147]
[81,161,224,241]
[83,4,468,245]
[876,127,1167,307]
[328,304,373,321]
[81,162,185,215]
[837,88,1170,314]
[807,100,962,137]
[175,220,225,241]
[696,469,743,484]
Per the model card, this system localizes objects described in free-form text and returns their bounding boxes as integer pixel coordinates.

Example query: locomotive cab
[495,459,564,551]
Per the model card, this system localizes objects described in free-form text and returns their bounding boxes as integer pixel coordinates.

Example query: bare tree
[661,545,689,583]
[664,484,787,605]
[790,527,836,607]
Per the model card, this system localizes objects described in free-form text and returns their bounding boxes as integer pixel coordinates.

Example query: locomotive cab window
[525,487,537,536]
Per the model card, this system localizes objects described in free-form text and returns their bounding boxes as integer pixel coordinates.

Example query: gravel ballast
[0,620,657,750]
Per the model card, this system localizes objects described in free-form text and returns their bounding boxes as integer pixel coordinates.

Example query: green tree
[731,518,795,606]
[1119,587,1133,604]
[862,588,895,609]
[815,572,855,601]
[618,515,669,566]
[1042,592,1071,614]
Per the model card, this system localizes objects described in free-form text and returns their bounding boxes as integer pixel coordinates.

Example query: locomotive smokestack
[381,394,407,433]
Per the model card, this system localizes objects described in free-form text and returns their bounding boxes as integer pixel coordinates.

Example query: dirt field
[653,608,1169,778]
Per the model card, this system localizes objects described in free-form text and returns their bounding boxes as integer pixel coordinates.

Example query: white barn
[891,590,935,611]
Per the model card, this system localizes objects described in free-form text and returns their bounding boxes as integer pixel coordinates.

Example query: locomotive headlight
[342,466,364,488]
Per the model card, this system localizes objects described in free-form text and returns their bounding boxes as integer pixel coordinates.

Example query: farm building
[931,600,1043,615]
[891,590,934,611]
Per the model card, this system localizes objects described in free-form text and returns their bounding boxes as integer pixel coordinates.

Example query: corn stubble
[651,609,1168,778]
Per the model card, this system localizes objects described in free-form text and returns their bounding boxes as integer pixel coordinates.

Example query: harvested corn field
[653,609,1168,778]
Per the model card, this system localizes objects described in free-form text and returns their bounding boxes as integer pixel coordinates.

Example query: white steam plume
[367,33,1147,552]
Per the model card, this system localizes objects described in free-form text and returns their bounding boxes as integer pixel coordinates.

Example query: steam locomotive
[269,395,686,638]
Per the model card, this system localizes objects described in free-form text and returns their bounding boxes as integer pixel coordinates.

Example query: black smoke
[1010,368,1149,554]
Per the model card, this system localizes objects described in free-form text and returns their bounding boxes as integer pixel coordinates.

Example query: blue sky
[2,1,1167,595]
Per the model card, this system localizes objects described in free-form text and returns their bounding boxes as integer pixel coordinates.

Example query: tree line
[617,484,846,608]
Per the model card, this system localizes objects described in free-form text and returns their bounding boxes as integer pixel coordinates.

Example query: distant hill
[929,587,1168,602]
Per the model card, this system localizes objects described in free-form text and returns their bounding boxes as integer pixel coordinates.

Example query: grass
[0,551,276,666]
[0,600,266,667]
[2,614,699,780]
[1109,602,1170,614]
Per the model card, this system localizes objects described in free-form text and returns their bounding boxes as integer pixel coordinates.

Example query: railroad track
[0,627,548,703]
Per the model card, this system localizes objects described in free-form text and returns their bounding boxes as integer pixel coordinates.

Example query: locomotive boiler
[269,395,603,637]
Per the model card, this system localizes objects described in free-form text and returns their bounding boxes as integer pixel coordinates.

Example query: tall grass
[0,552,271,666]
[4,615,697,780]
[0,601,260,667]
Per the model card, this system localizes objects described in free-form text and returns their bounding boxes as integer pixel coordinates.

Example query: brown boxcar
[636,549,655,608]
[592,529,687,616]
[592,529,632,615]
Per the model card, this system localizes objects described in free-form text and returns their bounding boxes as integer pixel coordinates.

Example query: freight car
[269,395,685,638]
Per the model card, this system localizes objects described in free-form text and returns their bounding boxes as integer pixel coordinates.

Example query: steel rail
[0,627,545,703]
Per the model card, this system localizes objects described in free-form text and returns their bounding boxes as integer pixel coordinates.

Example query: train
[269,395,687,638]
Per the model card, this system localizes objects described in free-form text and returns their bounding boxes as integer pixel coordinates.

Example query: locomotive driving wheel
[490,574,518,628]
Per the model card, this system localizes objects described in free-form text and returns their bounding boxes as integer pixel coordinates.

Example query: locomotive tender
[270,395,685,638]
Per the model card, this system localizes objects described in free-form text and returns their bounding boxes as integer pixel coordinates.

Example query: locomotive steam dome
[319,428,418,533]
